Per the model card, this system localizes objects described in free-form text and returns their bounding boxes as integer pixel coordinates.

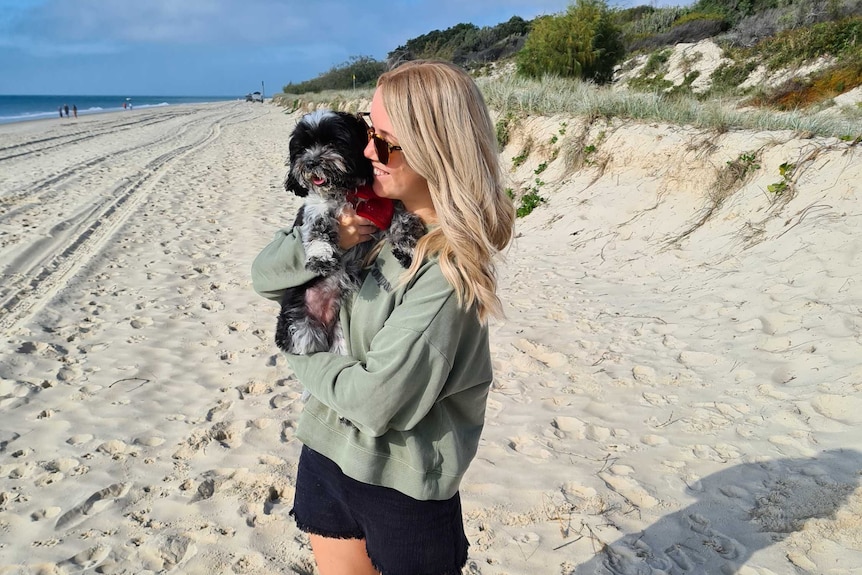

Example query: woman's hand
[338,206,379,250]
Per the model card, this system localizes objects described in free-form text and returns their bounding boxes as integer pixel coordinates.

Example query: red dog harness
[347,185,395,229]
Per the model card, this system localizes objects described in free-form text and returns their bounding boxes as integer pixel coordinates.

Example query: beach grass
[275,74,862,139]
[476,74,862,139]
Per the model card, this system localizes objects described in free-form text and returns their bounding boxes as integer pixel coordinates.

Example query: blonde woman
[253,60,515,575]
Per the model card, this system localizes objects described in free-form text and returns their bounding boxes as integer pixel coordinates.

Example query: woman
[252,60,515,575]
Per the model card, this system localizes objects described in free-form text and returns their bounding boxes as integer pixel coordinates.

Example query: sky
[0,0,663,97]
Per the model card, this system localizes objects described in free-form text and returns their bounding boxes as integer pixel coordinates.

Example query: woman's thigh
[309,534,379,575]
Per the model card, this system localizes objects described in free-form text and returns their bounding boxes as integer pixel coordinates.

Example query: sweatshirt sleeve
[251,227,320,301]
[285,270,470,437]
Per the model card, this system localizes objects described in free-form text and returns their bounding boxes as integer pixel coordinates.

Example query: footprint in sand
[56,543,111,572]
[506,436,551,459]
[512,339,569,370]
[281,420,297,443]
[172,428,212,460]
[54,482,131,530]
[206,399,234,422]
[30,506,62,521]
[598,471,659,509]
[270,391,302,410]
[768,433,818,457]
[687,513,745,560]
[157,534,197,571]
[631,365,657,385]
[810,394,862,425]
[210,420,248,448]
[677,350,720,368]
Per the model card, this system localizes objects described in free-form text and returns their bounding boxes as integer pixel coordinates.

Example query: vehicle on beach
[245,91,264,103]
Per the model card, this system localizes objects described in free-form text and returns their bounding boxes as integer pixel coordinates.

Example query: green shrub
[756,17,862,70]
[517,191,546,217]
[618,6,688,37]
[629,16,728,52]
[767,162,795,197]
[672,11,726,27]
[642,49,672,76]
[496,112,516,147]
[517,182,546,217]
[512,152,529,168]
[517,0,625,84]
[282,55,386,93]
[709,60,758,94]
[690,0,784,24]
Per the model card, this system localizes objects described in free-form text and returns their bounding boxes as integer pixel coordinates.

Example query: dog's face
[284,110,373,200]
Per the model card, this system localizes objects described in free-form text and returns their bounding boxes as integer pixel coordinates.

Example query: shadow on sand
[573,448,861,574]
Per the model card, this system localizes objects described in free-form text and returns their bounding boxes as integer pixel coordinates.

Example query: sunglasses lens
[365,127,388,165]
[374,135,389,165]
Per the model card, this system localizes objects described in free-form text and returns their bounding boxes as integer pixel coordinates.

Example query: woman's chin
[372,179,390,198]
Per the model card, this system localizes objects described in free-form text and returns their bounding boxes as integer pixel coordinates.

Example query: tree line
[280,0,862,94]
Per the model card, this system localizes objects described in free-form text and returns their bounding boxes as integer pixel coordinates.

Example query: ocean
[0,95,240,125]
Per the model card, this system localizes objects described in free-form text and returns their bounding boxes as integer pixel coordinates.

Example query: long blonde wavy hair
[377,60,515,321]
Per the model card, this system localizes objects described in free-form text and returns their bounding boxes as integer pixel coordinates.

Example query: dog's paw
[306,256,340,275]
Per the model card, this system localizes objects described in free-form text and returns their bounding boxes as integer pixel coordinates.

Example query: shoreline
[0,96,247,127]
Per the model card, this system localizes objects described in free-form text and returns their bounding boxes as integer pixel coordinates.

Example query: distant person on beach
[123,101,127,110]
[253,60,515,574]
[63,104,69,118]
[72,105,77,119]
[58,106,62,118]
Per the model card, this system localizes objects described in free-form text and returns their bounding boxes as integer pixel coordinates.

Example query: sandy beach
[1,101,861,574]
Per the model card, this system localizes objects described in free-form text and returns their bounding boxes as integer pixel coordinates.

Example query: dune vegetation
[274,0,862,139]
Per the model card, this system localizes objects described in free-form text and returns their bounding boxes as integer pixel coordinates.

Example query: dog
[275,109,425,356]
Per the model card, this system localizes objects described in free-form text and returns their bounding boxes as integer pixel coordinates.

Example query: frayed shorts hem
[290,511,364,541]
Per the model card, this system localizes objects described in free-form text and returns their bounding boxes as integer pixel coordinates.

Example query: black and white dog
[275,109,424,356]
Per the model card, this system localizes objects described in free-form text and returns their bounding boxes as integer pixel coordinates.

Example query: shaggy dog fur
[275,109,425,356]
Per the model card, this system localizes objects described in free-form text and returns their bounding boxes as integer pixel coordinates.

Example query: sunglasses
[358,112,402,165]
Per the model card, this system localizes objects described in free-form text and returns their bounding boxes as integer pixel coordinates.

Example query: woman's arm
[285,271,490,437]
[251,227,320,301]
[253,210,379,302]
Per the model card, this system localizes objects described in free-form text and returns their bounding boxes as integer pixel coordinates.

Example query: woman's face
[365,89,435,221]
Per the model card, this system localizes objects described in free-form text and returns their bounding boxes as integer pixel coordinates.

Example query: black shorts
[291,445,469,575]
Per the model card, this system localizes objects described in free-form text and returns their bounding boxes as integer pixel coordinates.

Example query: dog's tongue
[312,177,326,186]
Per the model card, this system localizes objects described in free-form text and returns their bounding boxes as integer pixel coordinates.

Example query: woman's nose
[363,137,376,161]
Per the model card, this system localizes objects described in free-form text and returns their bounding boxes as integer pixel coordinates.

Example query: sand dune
[1,102,860,574]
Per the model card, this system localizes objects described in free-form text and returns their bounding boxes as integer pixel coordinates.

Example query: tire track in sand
[0,110,233,216]
[0,111,242,333]
[0,110,197,163]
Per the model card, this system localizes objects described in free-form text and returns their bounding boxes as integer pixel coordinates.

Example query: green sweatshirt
[251,227,493,500]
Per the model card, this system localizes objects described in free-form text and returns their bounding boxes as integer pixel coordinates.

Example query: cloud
[9,0,313,47]
[0,34,120,57]
[0,0,583,94]
[7,0,573,54]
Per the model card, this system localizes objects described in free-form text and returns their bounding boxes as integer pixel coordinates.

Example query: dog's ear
[339,112,374,184]
[284,170,308,197]
[343,112,368,141]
